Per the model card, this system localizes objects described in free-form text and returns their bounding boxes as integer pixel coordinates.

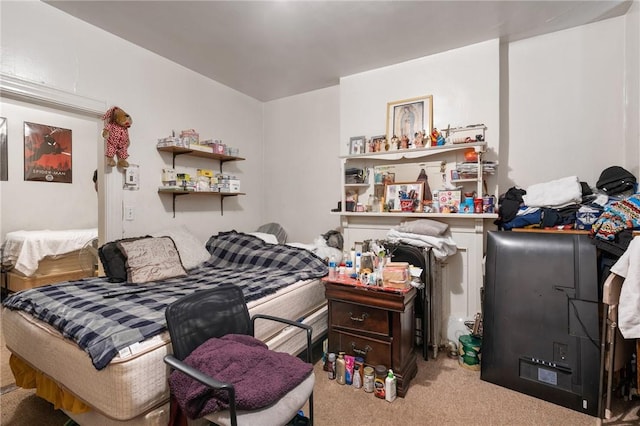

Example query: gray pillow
[395,219,449,236]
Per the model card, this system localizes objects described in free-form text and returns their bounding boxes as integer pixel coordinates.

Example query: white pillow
[151,226,210,270]
[247,232,279,244]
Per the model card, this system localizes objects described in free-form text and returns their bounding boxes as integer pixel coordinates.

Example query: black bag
[98,236,151,282]
[596,166,637,195]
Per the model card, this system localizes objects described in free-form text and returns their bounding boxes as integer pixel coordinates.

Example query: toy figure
[102,106,132,168]
[414,130,425,148]
[430,128,445,146]
[400,134,409,149]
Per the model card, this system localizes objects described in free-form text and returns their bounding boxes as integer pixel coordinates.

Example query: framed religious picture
[0,117,7,181]
[24,122,72,183]
[386,95,433,148]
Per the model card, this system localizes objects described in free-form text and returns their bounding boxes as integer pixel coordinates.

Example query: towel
[386,229,457,260]
[522,176,582,208]
[611,237,640,339]
[169,334,313,419]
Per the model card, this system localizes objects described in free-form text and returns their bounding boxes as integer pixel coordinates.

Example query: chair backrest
[165,284,252,360]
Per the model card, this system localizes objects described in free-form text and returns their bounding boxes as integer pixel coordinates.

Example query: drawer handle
[348,312,368,322]
[351,342,373,357]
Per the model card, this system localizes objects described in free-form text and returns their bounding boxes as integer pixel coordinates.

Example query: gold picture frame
[386,95,433,148]
[384,181,424,212]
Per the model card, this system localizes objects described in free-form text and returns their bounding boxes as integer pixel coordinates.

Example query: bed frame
[3,278,327,425]
[2,230,330,425]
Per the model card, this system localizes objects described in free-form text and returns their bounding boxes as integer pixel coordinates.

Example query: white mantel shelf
[332,212,497,219]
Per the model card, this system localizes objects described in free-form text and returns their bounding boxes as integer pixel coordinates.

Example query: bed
[2,230,329,425]
[1,228,98,292]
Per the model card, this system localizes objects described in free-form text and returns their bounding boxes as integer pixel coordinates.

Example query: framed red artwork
[24,121,72,183]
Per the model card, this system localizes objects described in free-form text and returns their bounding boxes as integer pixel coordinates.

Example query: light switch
[124,206,135,221]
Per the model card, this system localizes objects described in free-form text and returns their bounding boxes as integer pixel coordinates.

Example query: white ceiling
[45,1,633,102]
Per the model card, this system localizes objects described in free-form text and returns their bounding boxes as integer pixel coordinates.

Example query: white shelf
[340,140,492,215]
[332,211,497,219]
[340,142,486,161]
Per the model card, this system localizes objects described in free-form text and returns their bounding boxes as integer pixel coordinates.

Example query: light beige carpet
[1,307,638,425]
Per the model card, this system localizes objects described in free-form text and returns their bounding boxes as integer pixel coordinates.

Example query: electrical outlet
[124,206,135,221]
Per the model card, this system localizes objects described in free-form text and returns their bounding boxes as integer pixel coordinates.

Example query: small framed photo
[349,135,366,155]
[386,95,433,148]
[384,181,424,212]
[383,172,395,185]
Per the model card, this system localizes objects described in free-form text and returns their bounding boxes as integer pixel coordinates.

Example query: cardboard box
[382,262,410,289]
[212,143,226,154]
[197,169,214,178]
[188,144,213,153]
[437,190,462,213]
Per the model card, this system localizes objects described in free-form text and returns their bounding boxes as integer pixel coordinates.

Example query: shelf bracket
[170,152,188,168]
[171,193,189,218]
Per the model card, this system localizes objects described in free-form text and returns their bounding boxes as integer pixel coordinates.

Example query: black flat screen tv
[481,231,600,416]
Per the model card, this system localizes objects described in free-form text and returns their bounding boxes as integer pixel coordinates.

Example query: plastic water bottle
[328,256,337,280]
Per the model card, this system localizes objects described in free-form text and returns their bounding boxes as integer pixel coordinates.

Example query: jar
[374,364,387,399]
[474,198,483,213]
[363,366,375,393]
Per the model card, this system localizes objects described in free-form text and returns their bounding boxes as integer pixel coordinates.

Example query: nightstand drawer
[330,330,392,367]
[331,300,389,336]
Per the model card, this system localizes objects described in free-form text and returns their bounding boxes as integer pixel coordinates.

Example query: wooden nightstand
[323,278,417,397]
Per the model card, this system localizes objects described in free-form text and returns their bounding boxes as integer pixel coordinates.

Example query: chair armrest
[164,354,238,423]
[251,314,313,363]
[164,354,232,391]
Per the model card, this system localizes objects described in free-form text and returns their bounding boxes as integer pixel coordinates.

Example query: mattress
[2,277,327,424]
[2,228,98,277]
[6,249,96,292]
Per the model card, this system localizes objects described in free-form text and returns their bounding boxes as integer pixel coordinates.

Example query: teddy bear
[102,106,132,168]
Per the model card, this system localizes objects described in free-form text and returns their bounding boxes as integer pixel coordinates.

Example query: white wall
[1,2,637,249]
[507,17,626,190]
[625,1,640,177]
[0,98,99,234]
[1,1,264,245]
[263,86,341,243]
[340,39,500,159]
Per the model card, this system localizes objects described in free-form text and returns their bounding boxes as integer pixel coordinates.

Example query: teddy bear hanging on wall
[102,106,132,168]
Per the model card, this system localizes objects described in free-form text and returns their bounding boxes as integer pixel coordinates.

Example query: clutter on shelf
[494,166,639,256]
[156,129,240,157]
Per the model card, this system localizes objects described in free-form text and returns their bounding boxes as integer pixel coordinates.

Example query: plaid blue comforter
[2,231,328,370]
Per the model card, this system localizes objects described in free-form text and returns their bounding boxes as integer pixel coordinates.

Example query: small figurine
[414,130,425,148]
[400,134,409,149]
[390,135,399,151]
[430,128,446,146]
